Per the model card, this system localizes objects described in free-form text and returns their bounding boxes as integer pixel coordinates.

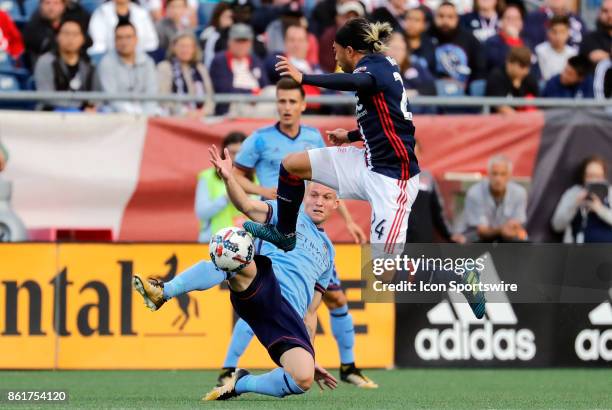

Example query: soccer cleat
[340,364,379,389]
[203,368,250,401]
[132,275,166,311]
[462,270,487,319]
[216,367,236,387]
[243,221,296,252]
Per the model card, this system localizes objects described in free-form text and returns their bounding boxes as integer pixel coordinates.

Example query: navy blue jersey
[353,53,420,180]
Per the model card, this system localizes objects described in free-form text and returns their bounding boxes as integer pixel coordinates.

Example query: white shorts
[308,146,419,255]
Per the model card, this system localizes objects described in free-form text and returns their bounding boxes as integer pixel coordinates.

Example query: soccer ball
[209,227,254,272]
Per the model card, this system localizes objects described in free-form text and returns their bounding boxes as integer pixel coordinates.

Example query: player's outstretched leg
[217,319,255,386]
[205,347,313,400]
[244,153,312,251]
[133,260,227,311]
[414,267,486,319]
[325,290,378,389]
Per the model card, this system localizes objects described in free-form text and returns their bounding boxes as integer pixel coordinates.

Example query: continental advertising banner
[0,244,393,369]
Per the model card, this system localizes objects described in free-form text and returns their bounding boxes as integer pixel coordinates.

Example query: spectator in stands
[484,4,527,72]
[430,2,486,90]
[156,0,192,51]
[542,55,593,98]
[195,132,247,243]
[535,16,577,81]
[463,155,528,243]
[88,0,159,55]
[145,0,197,26]
[579,0,612,66]
[523,0,585,49]
[406,140,465,243]
[200,2,234,68]
[460,0,503,43]
[0,140,7,172]
[485,46,539,113]
[264,5,318,65]
[23,0,90,68]
[404,6,436,73]
[157,32,214,117]
[309,0,341,37]
[265,24,321,84]
[552,155,612,243]
[209,23,269,115]
[371,0,407,33]
[0,10,24,60]
[97,21,160,115]
[593,57,612,99]
[319,0,365,73]
[386,32,436,98]
[34,18,99,111]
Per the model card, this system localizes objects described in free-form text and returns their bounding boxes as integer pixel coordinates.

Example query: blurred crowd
[0,0,610,115]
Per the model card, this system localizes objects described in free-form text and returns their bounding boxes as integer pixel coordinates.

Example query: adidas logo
[415,253,536,361]
[574,289,612,361]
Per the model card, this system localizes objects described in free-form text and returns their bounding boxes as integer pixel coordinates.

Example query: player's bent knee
[324,290,347,310]
[288,368,314,391]
[282,152,311,180]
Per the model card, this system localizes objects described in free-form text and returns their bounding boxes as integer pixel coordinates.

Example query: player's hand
[326,129,350,146]
[314,364,338,390]
[260,186,277,200]
[275,55,303,84]
[586,193,604,214]
[208,145,233,180]
[576,189,589,206]
[0,150,5,172]
[451,233,466,244]
[346,221,367,244]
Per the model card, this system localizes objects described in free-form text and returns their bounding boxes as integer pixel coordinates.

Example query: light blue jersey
[235,123,325,188]
[257,201,334,317]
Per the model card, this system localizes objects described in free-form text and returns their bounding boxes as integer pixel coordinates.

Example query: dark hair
[567,55,592,78]
[438,1,456,9]
[115,20,136,33]
[578,155,609,184]
[501,3,525,19]
[166,0,188,5]
[548,15,570,29]
[276,77,305,98]
[335,18,392,54]
[221,132,247,157]
[474,0,506,15]
[58,16,85,33]
[209,2,232,29]
[506,45,531,66]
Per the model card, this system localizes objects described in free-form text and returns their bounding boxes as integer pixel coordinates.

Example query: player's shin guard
[163,261,226,300]
[276,163,305,235]
[330,305,355,365]
[235,368,305,398]
[222,319,255,368]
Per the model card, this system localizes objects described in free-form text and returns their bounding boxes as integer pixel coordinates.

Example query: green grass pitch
[2,369,611,409]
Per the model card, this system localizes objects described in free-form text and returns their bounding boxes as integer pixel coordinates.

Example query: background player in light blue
[132,145,340,401]
[221,78,377,388]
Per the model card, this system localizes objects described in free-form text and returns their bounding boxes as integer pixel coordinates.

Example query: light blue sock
[330,305,355,364]
[222,319,254,368]
[235,368,305,398]
[163,261,226,299]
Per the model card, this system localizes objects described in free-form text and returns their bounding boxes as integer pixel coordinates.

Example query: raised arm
[208,145,270,223]
[275,55,374,92]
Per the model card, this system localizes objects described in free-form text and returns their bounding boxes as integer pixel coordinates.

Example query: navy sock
[222,319,254,368]
[276,163,304,235]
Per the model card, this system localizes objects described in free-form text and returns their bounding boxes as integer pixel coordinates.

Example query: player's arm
[233,166,277,199]
[209,145,269,223]
[275,55,374,92]
[337,200,367,244]
[304,290,324,344]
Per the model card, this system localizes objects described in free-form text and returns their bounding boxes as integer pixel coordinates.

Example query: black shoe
[216,367,235,387]
[340,363,378,389]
